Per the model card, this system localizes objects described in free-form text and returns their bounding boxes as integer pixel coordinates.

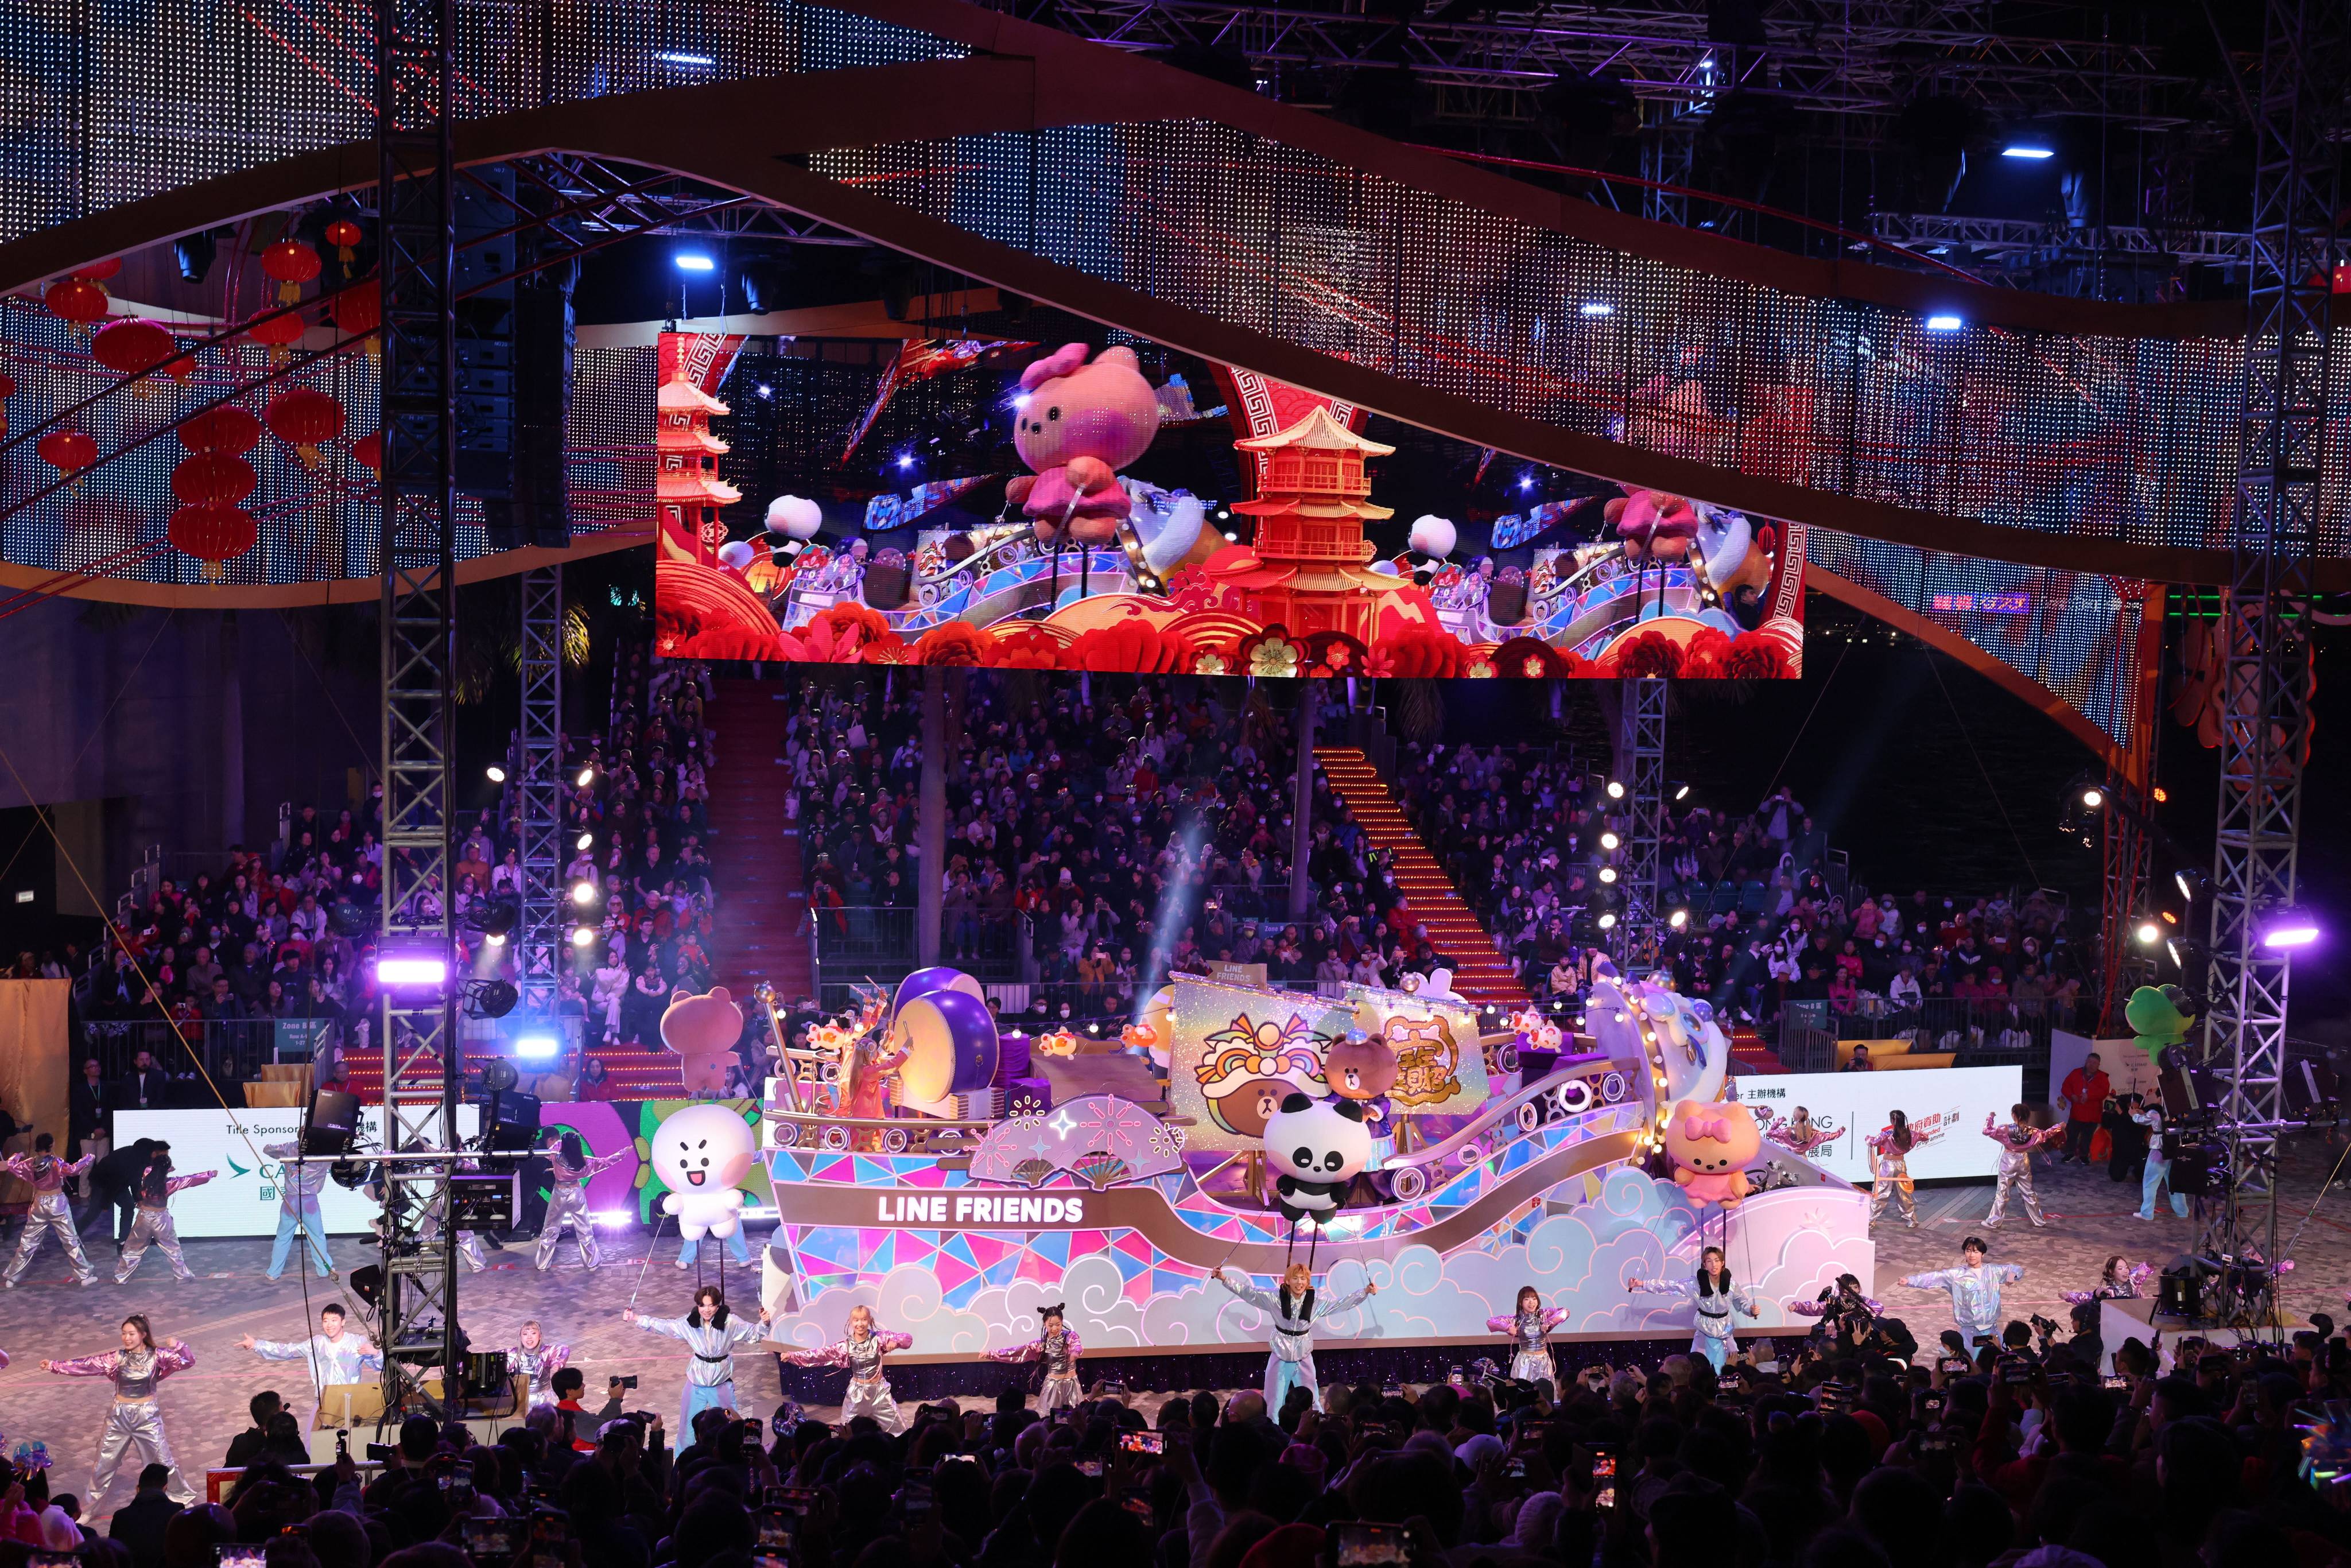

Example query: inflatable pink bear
[1663,1097,1760,1207]
[1006,343,1161,546]
[1607,488,1701,563]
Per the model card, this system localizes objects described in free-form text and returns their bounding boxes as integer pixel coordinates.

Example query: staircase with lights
[1315,747,1526,1010]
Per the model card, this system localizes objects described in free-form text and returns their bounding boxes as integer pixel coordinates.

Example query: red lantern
[0,372,15,439]
[264,387,344,468]
[44,277,108,331]
[72,258,121,283]
[168,504,257,580]
[92,317,183,387]
[331,280,380,358]
[36,429,98,478]
[260,239,321,305]
[351,431,382,472]
[245,309,305,364]
[170,451,258,507]
[324,219,363,276]
[178,406,263,455]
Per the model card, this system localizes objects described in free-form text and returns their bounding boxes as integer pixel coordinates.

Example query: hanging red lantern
[72,258,121,283]
[264,386,344,468]
[331,279,380,358]
[245,308,305,364]
[260,238,321,306]
[168,503,257,580]
[44,276,109,331]
[92,317,183,387]
[351,430,382,472]
[36,429,99,478]
[177,406,263,455]
[0,372,16,439]
[170,451,258,507]
[324,219,363,276]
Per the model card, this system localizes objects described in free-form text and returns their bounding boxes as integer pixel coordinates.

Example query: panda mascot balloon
[1211,1091,1382,1417]
[1262,1092,1371,1227]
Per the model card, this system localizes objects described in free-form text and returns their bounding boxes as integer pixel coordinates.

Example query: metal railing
[1771,995,2072,1092]
[80,1017,321,1088]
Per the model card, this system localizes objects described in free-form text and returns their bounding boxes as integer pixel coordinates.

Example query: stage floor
[0,1140,2342,1519]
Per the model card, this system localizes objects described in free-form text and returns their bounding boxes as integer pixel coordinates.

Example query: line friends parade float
[749,959,1873,1391]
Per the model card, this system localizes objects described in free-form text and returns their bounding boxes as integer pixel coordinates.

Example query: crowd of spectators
[1397,746,2093,1042]
[20,1291,2351,1568]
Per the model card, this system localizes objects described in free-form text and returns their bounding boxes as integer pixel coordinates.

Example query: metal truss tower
[2096,779,2156,1034]
[1615,677,1667,964]
[376,0,464,1411]
[2196,0,2337,1325]
[515,567,564,1016]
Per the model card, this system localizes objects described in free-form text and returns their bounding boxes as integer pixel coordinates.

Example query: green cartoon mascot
[2123,984,2195,1069]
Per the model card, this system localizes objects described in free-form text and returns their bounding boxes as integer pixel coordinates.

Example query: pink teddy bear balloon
[1663,1097,1761,1207]
[1006,343,1162,546]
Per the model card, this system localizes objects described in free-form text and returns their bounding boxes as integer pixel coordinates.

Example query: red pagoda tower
[655,366,741,565]
[1221,406,1412,641]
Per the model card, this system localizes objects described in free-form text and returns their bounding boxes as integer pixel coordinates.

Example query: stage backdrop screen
[116,1107,480,1237]
[1729,1065,2024,1185]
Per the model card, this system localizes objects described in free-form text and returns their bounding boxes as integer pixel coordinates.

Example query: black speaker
[451,1172,518,1228]
[2156,1264,2203,1320]
[461,1350,511,1398]
[2169,1139,2220,1195]
[481,1092,542,1152]
[303,1090,362,1156]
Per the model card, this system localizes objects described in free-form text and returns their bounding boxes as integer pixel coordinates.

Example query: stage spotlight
[654,50,716,65]
[2166,940,2183,968]
[674,252,716,271]
[1925,315,1963,331]
[486,764,507,783]
[476,900,519,938]
[2135,921,2162,946]
[480,1058,522,1092]
[2154,786,2169,802]
[1673,783,1690,801]
[484,930,508,946]
[2080,785,2104,809]
[577,832,593,851]
[1605,779,1625,799]
[2261,909,2321,950]
[571,880,599,906]
[1579,301,1613,317]
[1597,913,1618,930]
[1599,867,1619,884]
[466,980,520,1019]
[1669,909,1689,929]
[377,953,450,989]
[1600,831,1620,851]
[576,766,595,787]
[514,1036,560,1061]
[2001,142,2054,159]
[571,926,597,948]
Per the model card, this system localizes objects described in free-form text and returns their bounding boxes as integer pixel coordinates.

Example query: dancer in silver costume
[1210,1263,1377,1416]
[535,1130,628,1271]
[986,1303,1084,1414]
[259,1139,334,1280]
[1628,1247,1759,1372]
[1484,1287,1569,1386]
[1982,1107,2063,1228]
[1901,1235,2023,1347]
[784,1304,911,1435]
[3,1135,96,1288]
[42,1314,196,1508]
[114,1147,215,1284]
[1865,1112,1919,1229]
[239,1303,382,1409]
[504,1321,571,1408]
[624,1285,773,1446]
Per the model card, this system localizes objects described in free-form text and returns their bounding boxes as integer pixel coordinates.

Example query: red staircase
[1314,747,1526,1009]
[705,677,813,1005]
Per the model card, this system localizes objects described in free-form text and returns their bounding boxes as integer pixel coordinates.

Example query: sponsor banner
[116,1107,481,1238]
[1728,1065,2023,1185]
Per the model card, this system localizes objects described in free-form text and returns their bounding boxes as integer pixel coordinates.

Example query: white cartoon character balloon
[650,1103,759,1240]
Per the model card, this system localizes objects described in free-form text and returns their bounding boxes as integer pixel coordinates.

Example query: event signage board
[116,1107,480,1237]
[1729,1065,2023,1185]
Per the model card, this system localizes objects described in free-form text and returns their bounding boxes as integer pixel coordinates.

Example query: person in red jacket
[2059,1053,2111,1163]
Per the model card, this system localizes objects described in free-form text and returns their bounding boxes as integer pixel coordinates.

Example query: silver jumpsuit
[115,1171,215,1283]
[49,1338,196,1508]
[246,1329,383,1409]
[1865,1130,1917,1228]
[987,1327,1085,1414]
[1983,1120,2056,1228]
[1484,1307,1569,1386]
[505,1338,571,1407]
[786,1328,912,1434]
[1213,1276,1374,1415]
[1902,1260,2024,1344]
[637,1310,772,1442]
[3,1152,96,1287]
[535,1147,627,1271]
[1630,1275,1759,1372]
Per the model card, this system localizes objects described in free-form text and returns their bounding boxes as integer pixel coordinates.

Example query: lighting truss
[1031,0,2204,130]
[376,0,463,1415]
[2196,0,2337,1328]
[515,566,564,1017]
[1869,214,2257,275]
[2096,777,2156,1034]
[1615,674,1666,963]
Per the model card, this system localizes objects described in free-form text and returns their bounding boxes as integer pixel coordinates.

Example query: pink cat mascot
[1005,343,1162,545]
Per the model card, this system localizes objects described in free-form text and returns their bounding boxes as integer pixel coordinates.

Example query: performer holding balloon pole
[114,1145,214,1284]
[42,1314,196,1508]
[1485,1287,1569,1387]
[535,1128,629,1272]
[623,1285,771,1445]
[986,1303,1084,1414]
[1628,1245,1758,1372]
[782,1303,911,1435]
[1211,1262,1377,1415]
[3,1135,96,1288]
